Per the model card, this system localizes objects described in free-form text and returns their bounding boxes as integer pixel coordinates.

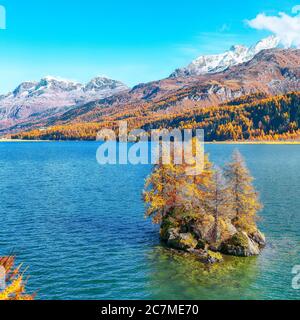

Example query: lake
[0,142,299,300]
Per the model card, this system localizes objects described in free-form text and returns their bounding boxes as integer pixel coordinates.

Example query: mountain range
[0,76,128,129]
[170,35,280,77]
[1,36,300,140]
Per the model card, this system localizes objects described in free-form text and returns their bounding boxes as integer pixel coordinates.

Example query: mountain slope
[10,92,300,141]
[0,76,128,129]
[2,48,300,139]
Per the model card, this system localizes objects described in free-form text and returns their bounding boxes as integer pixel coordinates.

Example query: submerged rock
[189,249,224,264]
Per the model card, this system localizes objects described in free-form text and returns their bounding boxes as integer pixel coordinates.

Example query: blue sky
[0,0,298,93]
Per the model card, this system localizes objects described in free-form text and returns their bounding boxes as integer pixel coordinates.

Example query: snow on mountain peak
[170,36,281,77]
[12,81,39,97]
[84,76,128,92]
[248,35,280,56]
[230,44,248,53]
[37,76,82,92]
[0,76,129,125]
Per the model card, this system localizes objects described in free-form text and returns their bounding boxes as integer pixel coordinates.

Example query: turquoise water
[0,142,299,300]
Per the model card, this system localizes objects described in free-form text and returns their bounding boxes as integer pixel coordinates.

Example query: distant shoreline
[0,139,52,142]
[1,138,300,145]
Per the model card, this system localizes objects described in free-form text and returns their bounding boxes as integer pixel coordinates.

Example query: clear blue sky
[0,0,298,93]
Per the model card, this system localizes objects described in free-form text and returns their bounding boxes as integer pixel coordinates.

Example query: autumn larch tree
[205,166,234,244]
[223,150,262,233]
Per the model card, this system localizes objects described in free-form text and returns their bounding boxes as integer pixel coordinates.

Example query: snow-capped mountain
[0,76,128,127]
[170,36,281,77]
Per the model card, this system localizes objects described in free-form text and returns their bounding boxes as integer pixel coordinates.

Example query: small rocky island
[144,148,265,264]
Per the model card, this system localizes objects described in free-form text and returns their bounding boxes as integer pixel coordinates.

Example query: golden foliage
[10,92,300,142]
[223,150,262,233]
[143,147,262,243]
[0,256,34,300]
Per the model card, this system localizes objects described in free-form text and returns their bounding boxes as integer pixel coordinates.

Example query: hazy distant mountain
[170,36,280,77]
[0,76,128,128]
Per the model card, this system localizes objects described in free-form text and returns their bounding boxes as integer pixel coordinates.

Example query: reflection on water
[147,246,260,300]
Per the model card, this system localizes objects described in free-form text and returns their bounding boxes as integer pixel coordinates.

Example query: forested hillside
[10,92,300,141]
[2,48,300,139]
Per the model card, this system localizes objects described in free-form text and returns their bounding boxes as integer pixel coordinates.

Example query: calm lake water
[0,142,299,300]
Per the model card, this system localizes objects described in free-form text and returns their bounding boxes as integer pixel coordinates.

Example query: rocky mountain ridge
[1,48,300,135]
[0,76,128,129]
[170,35,281,77]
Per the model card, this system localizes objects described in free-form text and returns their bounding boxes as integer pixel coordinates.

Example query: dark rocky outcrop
[160,215,266,263]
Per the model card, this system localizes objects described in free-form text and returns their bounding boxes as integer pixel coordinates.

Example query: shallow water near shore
[0,142,299,299]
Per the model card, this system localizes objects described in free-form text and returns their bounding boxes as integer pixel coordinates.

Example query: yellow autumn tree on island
[223,151,263,234]
[143,145,266,263]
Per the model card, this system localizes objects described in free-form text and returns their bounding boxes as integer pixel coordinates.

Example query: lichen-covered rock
[189,216,238,246]
[249,230,266,248]
[160,217,179,241]
[220,231,260,257]
[159,213,265,262]
[188,216,215,243]
[224,220,238,239]
[166,229,198,251]
[205,250,224,264]
[163,227,179,243]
